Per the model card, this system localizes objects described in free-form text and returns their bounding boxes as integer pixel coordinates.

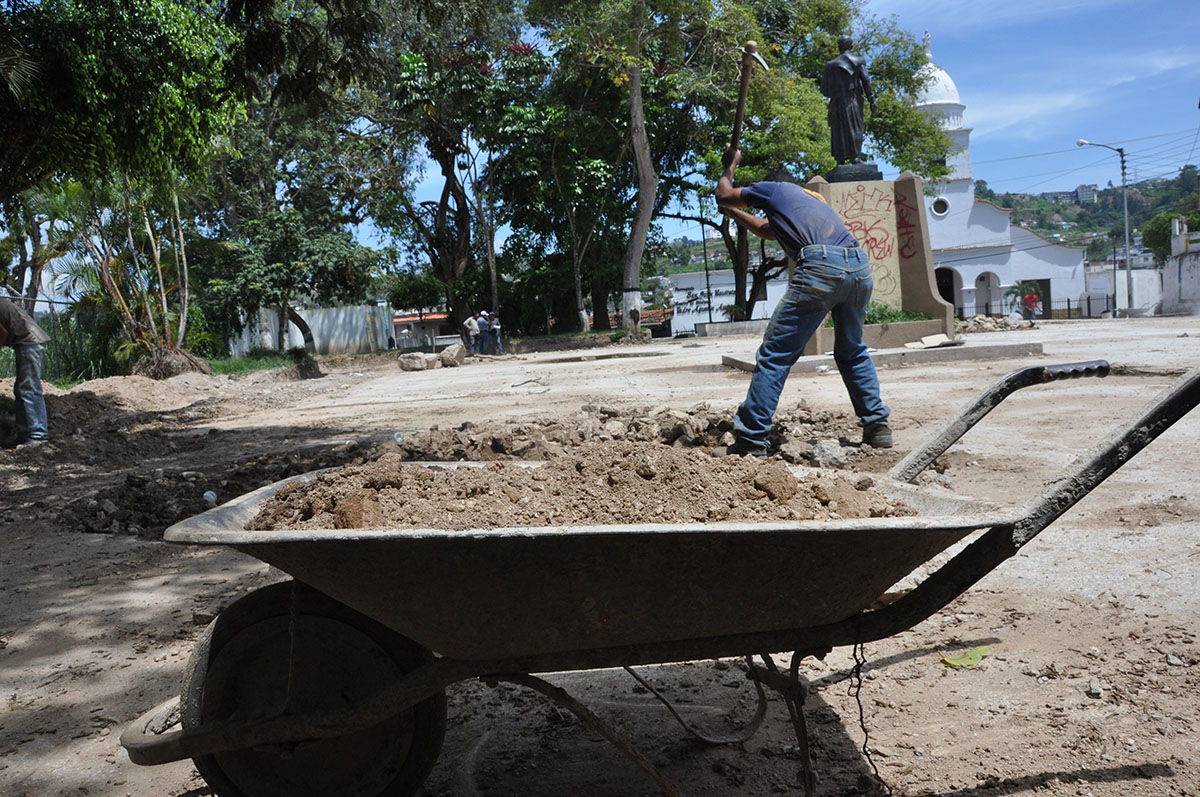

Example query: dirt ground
[1,317,1199,796]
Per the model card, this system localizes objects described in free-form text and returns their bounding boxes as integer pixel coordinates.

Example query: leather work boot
[861,422,893,449]
[727,437,770,459]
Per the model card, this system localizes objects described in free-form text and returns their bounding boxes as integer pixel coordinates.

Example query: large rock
[439,343,467,367]
[398,353,428,371]
[811,438,847,468]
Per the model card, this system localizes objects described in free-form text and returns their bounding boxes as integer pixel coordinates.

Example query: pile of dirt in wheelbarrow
[248,440,916,531]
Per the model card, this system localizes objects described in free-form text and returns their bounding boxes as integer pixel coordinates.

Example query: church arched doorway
[974,272,1002,315]
[934,268,961,315]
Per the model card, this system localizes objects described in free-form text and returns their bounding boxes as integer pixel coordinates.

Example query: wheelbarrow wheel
[181,581,447,797]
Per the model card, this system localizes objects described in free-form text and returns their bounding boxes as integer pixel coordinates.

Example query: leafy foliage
[0,0,238,204]
[1143,209,1200,264]
[387,269,444,314]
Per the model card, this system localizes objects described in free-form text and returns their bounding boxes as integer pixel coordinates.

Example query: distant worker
[1022,290,1039,321]
[490,313,504,355]
[820,35,876,165]
[0,296,50,447]
[714,147,892,456]
[478,310,492,354]
[463,311,480,353]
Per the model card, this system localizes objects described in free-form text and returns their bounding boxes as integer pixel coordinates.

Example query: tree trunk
[258,309,273,349]
[718,220,751,320]
[572,253,590,332]
[142,210,172,347]
[124,209,160,342]
[276,306,287,350]
[287,305,316,352]
[620,62,658,334]
[171,191,190,344]
[590,275,612,331]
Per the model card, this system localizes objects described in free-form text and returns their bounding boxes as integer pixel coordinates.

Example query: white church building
[917,34,1088,318]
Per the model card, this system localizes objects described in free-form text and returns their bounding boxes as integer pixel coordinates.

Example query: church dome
[917,63,961,107]
[914,31,964,130]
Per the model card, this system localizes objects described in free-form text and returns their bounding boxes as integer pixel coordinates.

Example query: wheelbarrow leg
[748,653,818,797]
[488,673,684,797]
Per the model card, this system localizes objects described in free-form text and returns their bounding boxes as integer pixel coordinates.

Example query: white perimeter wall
[1164,252,1200,314]
[230,305,394,356]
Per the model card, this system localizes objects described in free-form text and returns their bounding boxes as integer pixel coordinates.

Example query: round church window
[931,196,950,217]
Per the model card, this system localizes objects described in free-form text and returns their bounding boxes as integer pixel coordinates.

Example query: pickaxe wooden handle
[730,40,768,153]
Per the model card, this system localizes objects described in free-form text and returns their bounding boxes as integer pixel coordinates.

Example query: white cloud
[961,43,1200,142]
[967,91,1096,141]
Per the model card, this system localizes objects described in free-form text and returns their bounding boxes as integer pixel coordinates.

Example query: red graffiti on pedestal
[835,184,895,263]
[895,187,920,260]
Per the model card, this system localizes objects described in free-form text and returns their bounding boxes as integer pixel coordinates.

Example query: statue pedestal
[802,171,955,356]
[827,162,883,183]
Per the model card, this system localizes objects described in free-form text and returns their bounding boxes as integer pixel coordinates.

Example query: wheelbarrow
[121,360,1200,796]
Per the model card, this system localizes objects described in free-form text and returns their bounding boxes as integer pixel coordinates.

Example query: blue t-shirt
[739,181,859,258]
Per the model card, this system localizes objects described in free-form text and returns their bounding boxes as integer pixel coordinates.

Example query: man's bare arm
[714,146,743,210]
[721,207,775,240]
[714,145,774,239]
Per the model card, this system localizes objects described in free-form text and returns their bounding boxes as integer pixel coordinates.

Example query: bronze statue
[820,36,876,165]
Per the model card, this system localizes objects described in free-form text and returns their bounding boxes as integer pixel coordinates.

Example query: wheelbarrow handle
[1043,359,1110,382]
[888,360,1110,483]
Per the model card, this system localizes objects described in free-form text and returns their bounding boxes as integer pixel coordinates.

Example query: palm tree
[0,27,38,102]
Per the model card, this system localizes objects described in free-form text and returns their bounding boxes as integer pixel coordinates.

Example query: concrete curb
[721,341,1045,373]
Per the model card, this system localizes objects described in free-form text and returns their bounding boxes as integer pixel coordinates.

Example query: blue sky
[868,0,1200,193]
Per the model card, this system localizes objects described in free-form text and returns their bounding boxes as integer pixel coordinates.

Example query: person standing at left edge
[0,296,50,447]
[714,148,892,457]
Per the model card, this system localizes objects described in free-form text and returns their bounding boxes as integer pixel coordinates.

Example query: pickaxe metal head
[741,40,769,72]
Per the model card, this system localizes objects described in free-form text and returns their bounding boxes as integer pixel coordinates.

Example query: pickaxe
[729,40,769,153]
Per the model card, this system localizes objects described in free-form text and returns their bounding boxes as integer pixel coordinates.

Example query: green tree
[387,268,443,350]
[527,0,751,333]
[0,1,236,207]
[1143,209,1200,264]
[209,208,378,352]
[41,177,211,374]
[0,0,238,300]
[975,179,997,202]
[488,42,637,332]
[369,6,529,333]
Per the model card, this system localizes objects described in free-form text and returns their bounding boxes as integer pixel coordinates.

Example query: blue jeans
[14,343,48,441]
[733,245,889,449]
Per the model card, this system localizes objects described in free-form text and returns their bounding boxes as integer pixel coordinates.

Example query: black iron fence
[954,295,1115,321]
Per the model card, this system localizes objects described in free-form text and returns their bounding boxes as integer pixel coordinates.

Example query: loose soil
[249,441,913,531]
[2,318,1199,797]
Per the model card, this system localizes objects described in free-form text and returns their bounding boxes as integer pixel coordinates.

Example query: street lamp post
[1077,139,1133,314]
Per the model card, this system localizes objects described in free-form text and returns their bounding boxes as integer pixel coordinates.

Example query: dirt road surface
[2,317,1198,796]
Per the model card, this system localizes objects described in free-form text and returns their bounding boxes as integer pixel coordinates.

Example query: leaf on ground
[940,644,993,668]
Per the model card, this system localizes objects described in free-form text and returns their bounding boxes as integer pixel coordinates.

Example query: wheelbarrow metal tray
[166,472,1009,662]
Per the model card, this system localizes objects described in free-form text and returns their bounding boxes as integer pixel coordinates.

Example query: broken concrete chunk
[439,343,467,367]
[398,353,428,371]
